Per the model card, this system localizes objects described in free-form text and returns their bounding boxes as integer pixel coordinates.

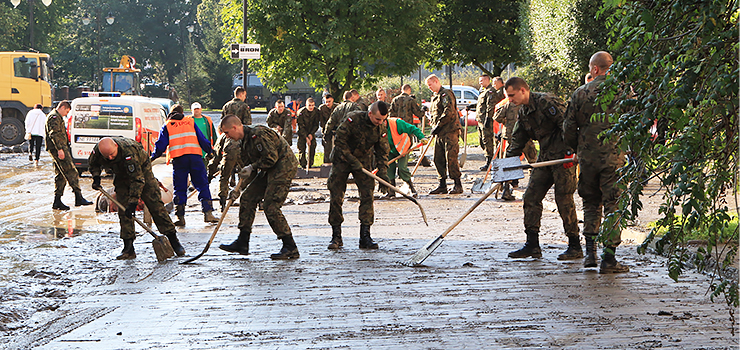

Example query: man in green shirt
[385,115,427,197]
[190,102,217,160]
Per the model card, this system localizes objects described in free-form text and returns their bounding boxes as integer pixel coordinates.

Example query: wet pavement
[0,130,737,349]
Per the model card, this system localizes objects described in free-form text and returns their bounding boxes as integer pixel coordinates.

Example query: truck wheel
[0,117,25,146]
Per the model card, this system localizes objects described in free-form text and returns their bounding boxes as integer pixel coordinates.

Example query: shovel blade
[405,235,445,266]
[471,177,493,193]
[459,153,466,168]
[151,235,175,262]
[491,157,525,183]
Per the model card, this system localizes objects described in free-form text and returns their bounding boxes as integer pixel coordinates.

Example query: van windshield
[73,104,133,130]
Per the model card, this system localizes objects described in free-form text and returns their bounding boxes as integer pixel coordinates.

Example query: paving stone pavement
[27,233,736,350]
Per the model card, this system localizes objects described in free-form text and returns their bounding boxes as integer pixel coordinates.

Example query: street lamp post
[82,10,115,90]
[10,0,53,49]
[176,18,195,105]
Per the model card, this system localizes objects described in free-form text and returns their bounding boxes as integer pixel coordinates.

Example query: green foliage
[516,0,611,97]
[220,0,435,99]
[599,0,738,325]
[0,0,77,51]
[650,213,738,242]
[425,0,520,76]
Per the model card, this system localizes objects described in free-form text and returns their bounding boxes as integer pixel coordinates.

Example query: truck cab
[0,51,53,145]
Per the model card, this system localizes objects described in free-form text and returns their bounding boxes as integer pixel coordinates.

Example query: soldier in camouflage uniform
[494,97,538,200]
[327,102,391,250]
[425,74,463,194]
[318,94,336,164]
[88,137,186,259]
[218,115,300,260]
[207,130,243,211]
[476,75,506,171]
[563,51,629,274]
[266,100,293,144]
[351,89,370,111]
[389,84,425,125]
[323,91,361,144]
[504,77,580,261]
[296,98,321,168]
[45,100,93,210]
[222,86,252,126]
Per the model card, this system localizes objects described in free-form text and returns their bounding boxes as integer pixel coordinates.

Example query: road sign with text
[230,44,261,60]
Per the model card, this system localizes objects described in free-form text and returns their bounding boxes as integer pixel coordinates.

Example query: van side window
[14,57,38,79]
[452,90,461,99]
[464,91,477,100]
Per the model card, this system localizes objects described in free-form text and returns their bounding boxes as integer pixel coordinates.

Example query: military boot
[270,235,300,260]
[52,195,70,210]
[219,228,251,255]
[116,238,136,260]
[173,205,186,226]
[429,178,447,194]
[74,190,93,206]
[420,156,432,167]
[501,182,515,201]
[557,235,584,260]
[165,233,186,256]
[508,230,542,258]
[359,224,379,249]
[584,235,598,268]
[327,226,343,250]
[599,247,630,274]
[406,180,418,197]
[448,178,463,194]
[479,156,492,171]
[204,210,219,223]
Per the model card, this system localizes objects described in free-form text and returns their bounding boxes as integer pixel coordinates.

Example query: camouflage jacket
[494,100,521,140]
[332,110,389,174]
[563,75,620,159]
[266,108,292,132]
[318,103,336,129]
[88,137,154,201]
[45,109,69,152]
[430,86,460,135]
[324,100,360,137]
[222,98,252,125]
[507,92,572,161]
[356,97,370,111]
[389,93,424,125]
[239,125,298,182]
[296,106,321,137]
[476,85,504,123]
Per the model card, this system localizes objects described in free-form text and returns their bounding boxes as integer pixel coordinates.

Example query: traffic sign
[230,44,261,60]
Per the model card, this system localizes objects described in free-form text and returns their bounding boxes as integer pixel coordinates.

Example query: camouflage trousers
[297,133,317,168]
[522,163,579,238]
[238,168,296,239]
[218,138,242,200]
[328,161,375,226]
[578,153,625,247]
[476,118,495,158]
[51,148,81,196]
[115,179,176,240]
[387,154,411,182]
[433,130,461,180]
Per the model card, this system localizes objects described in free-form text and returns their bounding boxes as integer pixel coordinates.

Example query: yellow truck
[0,51,53,145]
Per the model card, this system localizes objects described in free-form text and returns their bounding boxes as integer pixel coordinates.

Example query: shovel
[404,173,501,266]
[471,140,504,193]
[181,176,247,264]
[491,157,575,183]
[97,188,175,262]
[459,110,468,167]
[411,135,436,177]
[361,168,428,226]
[387,142,423,166]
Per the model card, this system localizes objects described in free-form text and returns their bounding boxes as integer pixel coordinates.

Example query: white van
[68,92,168,171]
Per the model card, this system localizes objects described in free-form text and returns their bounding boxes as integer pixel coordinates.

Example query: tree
[0,0,77,51]
[600,0,738,325]
[425,0,521,77]
[220,0,435,98]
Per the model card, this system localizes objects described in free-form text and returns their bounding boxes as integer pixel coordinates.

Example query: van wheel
[0,117,25,146]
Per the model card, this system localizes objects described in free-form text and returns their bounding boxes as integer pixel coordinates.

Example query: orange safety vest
[165,117,202,158]
[387,118,412,155]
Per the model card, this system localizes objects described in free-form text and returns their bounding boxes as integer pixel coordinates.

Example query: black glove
[92,176,102,190]
[421,105,429,112]
[494,132,502,142]
[124,202,137,218]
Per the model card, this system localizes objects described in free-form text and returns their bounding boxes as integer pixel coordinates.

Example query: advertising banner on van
[73,104,133,130]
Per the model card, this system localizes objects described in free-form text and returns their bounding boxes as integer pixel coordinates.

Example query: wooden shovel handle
[98,188,159,239]
[411,135,436,176]
[504,157,574,171]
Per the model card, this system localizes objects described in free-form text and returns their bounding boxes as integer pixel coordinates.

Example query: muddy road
[0,136,737,349]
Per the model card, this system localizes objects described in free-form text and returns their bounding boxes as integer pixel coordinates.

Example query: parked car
[68,92,168,172]
[422,85,480,127]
